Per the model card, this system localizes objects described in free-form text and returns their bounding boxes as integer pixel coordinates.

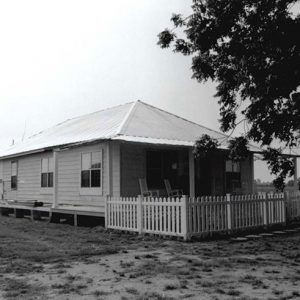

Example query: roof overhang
[0,138,111,160]
[1,134,299,160]
[114,135,300,157]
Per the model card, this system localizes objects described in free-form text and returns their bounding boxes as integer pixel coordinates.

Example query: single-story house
[0,100,296,214]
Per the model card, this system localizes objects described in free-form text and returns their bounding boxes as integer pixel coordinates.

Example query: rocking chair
[138,178,159,197]
[164,179,183,197]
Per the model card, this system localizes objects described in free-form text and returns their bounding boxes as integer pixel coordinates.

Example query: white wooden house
[0,100,275,216]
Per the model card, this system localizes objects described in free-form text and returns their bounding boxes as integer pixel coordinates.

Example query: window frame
[225,160,240,173]
[79,150,103,195]
[225,160,242,192]
[11,161,18,190]
[41,157,54,188]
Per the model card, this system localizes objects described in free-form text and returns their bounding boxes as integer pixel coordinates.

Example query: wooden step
[245,235,262,239]
[259,233,274,237]
[272,231,286,235]
[230,237,248,243]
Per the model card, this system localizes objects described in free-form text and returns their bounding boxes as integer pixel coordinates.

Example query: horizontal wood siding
[57,143,109,208]
[0,141,116,210]
[2,153,53,203]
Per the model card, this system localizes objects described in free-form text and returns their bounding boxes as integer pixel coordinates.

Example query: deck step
[245,235,262,239]
[284,229,298,233]
[230,237,248,243]
[259,233,274,237]
[272,231,286,235]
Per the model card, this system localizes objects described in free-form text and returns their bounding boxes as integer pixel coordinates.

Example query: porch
[120,143,255,198]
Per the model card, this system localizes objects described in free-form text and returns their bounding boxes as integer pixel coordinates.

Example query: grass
[164,283,179,291]
[0,217,131,273]
[93,290,111,298]
[227,287,241,296]
[1,278,42,299]
[125,287,139,295]
[137,292,176,300]
[1,215,300,299]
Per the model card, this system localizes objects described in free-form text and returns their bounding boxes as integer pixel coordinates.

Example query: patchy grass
[1,278,42,299]
[93,289,111,297]
[1,215,300,299]
[137,292,176,300]
[125,287,139,295]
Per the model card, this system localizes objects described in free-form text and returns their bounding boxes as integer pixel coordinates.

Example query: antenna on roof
[11,139,14,146]
[21,121,27,142]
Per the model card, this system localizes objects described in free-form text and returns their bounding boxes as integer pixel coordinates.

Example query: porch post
[52,149,59,208]
[106,141,112,196]
[189,148,195,198]
[251,154,255,193]
[293,157,298,191]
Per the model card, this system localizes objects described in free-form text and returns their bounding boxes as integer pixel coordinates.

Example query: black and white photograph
[0,1,300,299]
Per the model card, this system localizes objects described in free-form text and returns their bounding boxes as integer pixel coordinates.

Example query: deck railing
[105,192,299,240]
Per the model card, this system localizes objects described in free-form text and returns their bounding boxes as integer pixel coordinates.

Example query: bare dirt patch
[1,215,300,299]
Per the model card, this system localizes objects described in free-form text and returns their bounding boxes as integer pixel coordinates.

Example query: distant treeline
[254,178,300,193]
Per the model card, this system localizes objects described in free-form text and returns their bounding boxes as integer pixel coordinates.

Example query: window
[81,152,101,188]
[41,157,53,188]
[225,160,241,192]
[11,161,18,190]
[226,160,240,173]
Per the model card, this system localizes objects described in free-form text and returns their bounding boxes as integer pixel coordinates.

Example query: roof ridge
[136,100,228,138]
[28,101,135,140]
[115,101,138,135]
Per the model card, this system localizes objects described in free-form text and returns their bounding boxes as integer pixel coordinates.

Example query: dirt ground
[0,215,300,300]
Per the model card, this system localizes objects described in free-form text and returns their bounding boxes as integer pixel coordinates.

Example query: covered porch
[120,142,256,198]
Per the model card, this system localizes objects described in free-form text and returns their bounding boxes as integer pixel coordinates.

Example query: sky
[0,0,298,181]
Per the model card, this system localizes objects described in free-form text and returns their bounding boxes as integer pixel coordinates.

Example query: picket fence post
[105,195,109,228]
[181,195,189,241]
[284,191,290,222]
[226,193,232,231]
[263,193,268,226]
[137,195,143,234]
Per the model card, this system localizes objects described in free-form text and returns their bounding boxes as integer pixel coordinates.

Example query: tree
[158,0,300,190]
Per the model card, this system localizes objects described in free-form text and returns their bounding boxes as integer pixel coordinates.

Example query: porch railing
[105,192,299,240]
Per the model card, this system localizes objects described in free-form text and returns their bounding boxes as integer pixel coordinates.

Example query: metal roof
[0,100,278,159]
[0,102,132,158]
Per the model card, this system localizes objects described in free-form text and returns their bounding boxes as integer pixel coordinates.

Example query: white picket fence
[187,194,286,236]
[105,192,298,240]
[105,196,186,238]
[287,191,300,220]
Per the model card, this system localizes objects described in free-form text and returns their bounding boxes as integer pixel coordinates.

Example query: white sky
[0,0,298,181]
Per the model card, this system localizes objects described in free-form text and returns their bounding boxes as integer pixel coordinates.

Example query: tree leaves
[170,13,186,27]
[263,147,295,191]
[159,0,300,189]
[193,134,219,160]
[157,29,176,48]
[228,136,249,161]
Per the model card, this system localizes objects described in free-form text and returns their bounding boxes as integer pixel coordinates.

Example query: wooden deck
[0,201,104,226]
